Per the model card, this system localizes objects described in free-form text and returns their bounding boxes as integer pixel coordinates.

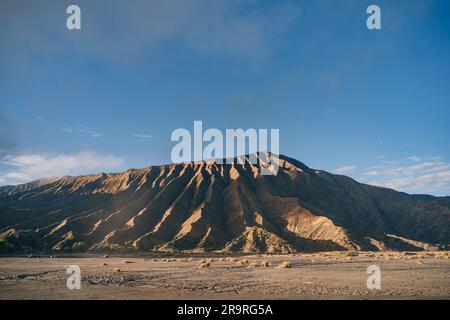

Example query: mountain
[0,153,449,254]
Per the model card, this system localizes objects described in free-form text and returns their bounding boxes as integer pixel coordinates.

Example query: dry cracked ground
[0,251,449,299]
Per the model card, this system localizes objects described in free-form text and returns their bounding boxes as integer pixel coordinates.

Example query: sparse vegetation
[91,241,123,252]
[277,261,292,268]
[260,261,271,267]
[121,259,134,264]
[0,240,15,253]
[346,251,358,257]
[52,238,75,252]
[198,261,210,268]
[72,242,88,252]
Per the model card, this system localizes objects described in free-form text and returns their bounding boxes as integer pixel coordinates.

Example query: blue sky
[0,0,449,196]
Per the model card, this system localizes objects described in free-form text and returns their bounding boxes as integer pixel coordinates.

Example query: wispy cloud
[133,134,153,140]
[364,170,380,176]
[363,156,450,196]
[62,125,102,138]
[407,155,421,162]
[0,151,123,186]
[334,165,356,175]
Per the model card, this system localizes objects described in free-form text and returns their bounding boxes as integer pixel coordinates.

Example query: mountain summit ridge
[0,154,449,253]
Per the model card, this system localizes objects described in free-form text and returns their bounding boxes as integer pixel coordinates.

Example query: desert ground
[0,251,449,300]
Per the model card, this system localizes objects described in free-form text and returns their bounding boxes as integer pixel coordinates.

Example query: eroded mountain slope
[0,154,449,253]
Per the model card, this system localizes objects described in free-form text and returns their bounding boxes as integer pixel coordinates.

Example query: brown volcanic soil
[1,251,449,300]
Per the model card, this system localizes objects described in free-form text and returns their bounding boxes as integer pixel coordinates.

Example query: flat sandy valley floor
[0,251,449,299]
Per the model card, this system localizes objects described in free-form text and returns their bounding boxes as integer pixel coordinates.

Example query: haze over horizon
[1,0,449,196]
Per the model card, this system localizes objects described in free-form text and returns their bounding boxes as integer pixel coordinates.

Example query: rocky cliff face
[0,154,449,253]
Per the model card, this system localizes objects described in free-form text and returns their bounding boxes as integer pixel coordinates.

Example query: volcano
[0,154,449,253]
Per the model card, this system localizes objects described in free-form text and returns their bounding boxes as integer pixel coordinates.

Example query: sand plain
[0,251,449,299]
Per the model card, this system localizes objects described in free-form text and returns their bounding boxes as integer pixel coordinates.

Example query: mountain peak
[0,154,448,253]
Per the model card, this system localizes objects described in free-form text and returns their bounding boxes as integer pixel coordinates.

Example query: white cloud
[383,162,449,177]
[364,170,380,176]
[2,171,31,181]
[0,160,20,166]
[407,155,421,162]
[62,125,102,138]
[0,151,123,186]
[133,134,153,139]
[427,156,443,161]
[363,157,450,196]
[334,165,356,175]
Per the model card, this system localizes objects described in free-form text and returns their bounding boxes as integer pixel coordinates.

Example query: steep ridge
[0,153,449,253]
